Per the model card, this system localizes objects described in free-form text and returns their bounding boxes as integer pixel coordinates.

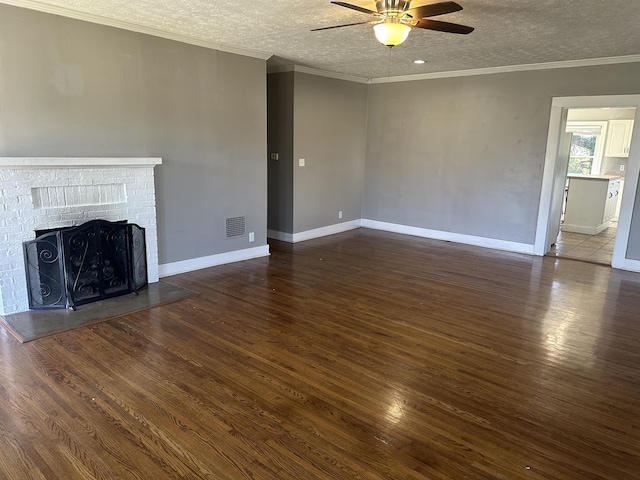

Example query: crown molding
[270,54,640,85]
[267,65,370,84]
[0,0,272,61]
[369,55,640,84]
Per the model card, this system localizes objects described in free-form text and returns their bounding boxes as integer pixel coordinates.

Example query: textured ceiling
[4,0,640,79]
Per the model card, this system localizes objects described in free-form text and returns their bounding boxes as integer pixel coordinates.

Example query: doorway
[534,95,640,272]
[546,108,635,264]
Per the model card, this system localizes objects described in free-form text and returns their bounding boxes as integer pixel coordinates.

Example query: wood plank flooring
[1,228,639,479]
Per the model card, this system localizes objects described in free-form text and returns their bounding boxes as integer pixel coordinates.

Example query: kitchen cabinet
[605,120,634,157]
[563,175,621,235]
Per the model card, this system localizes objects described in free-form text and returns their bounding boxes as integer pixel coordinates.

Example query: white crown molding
[269,54,640,85]
[267,65,370,84]
[0,0,272,61]
[369,55,640,84]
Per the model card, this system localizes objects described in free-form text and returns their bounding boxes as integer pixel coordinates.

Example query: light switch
[299,158,305,167]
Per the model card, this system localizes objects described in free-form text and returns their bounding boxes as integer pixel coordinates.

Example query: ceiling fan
[312,0,473,47]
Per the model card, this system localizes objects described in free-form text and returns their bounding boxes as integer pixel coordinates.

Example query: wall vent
[225,216,246,238]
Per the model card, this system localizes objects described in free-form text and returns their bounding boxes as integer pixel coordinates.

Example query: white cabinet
[603,178,621,221]
[605,120,634,157]
[563,175,621,235]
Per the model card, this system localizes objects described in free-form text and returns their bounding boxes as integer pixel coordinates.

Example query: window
[565,121,608,175]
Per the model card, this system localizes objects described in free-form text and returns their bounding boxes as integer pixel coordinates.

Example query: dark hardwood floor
[1,228,639,479]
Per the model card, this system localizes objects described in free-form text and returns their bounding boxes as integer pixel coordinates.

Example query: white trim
[1,0,271,61]
[273,218,538,254]
[267,56,640,85]
[617,258,640,273]
[552,95,640,108]
[561,222,610,236]
[370,55,640,84]
[267,230,294,242]
[612,116,640,269]
[159,245,270,277]
[362,219,536,255]
[270,220,361,243]
[534,106,565,255]
[267,65,369,84]
[292,220,361,243]
[0,157,162,167]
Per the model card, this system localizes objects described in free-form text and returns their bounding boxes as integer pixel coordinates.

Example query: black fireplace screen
[23,219,147,310]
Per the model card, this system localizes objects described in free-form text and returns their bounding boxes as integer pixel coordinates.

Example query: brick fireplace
[0,158,162,315]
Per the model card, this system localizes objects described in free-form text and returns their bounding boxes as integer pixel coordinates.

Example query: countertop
[567,173,622,181]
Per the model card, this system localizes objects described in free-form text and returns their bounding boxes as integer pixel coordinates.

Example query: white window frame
[565,121,608,175]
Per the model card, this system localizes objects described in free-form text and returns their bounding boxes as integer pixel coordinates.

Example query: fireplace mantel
[0,157,162,168]
[0,157,162,315]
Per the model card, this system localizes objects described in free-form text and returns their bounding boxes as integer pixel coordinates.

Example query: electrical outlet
[299,158,305,167]
[620,164,625,171]
[338,211,343,219]
[249,232,254,242]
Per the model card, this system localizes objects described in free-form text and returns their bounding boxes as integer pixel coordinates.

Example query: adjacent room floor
[547,221,617,264]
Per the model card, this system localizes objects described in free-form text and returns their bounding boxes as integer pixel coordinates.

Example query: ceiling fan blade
[311,20,373,31]
[406,1,463,19]
[330,1,378,15]
[414,18,474,34]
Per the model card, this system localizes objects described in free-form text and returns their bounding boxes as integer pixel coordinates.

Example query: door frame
[534,94,640,272]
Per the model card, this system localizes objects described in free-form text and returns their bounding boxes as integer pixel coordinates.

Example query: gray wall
[4,3,640,265]
[0,4,267,265]
[292,73,367,233]
[267,72,368,236]
[627,174,640,260]
[267,72,294,234]
[364,63,640,247]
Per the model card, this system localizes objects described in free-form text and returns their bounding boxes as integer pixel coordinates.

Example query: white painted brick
[0,226,19,236]
[0,160,161,315]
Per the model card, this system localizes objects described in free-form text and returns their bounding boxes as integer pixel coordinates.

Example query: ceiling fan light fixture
[373,21,411,47]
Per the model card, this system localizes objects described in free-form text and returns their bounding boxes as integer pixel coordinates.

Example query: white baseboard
[159,245,270,277]
[561,222,609,235]
[361,219,536,255]
[267,229,294,242]
[161,222,640,276]
[269,220,361,243]
[616,258,640,273]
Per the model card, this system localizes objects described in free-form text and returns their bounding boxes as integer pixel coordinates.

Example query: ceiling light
[373,21,411,47]
[413,59,426,64]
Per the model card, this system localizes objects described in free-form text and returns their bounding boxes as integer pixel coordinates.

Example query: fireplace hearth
[23,219,147,310]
